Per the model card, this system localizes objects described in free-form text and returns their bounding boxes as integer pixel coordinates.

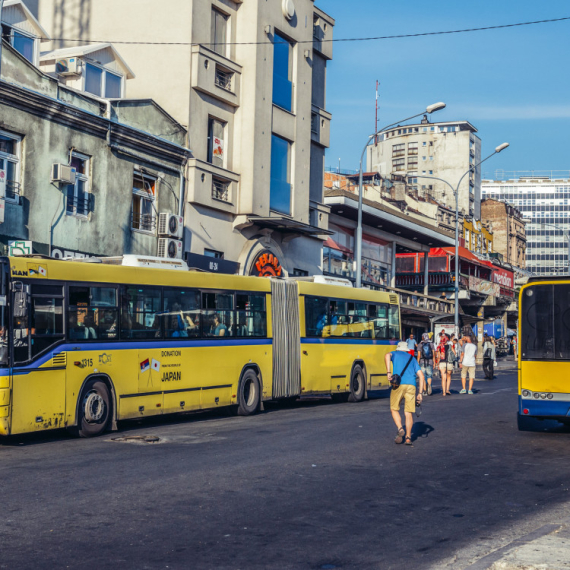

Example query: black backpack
[421,342,433,360]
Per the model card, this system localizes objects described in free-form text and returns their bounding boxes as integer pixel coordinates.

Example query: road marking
[478,388,515,396]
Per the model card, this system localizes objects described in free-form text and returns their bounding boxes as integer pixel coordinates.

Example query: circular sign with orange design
[250,250,283,277]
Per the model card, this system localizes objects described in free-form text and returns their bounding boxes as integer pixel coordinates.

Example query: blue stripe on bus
[301,338,398,346]
[2,338,273,375]
[519,396,570,418]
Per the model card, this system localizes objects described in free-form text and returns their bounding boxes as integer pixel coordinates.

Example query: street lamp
[414,142,510,335]
[355,102,446,288]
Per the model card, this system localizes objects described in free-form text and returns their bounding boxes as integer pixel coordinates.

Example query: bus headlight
[533,393,540,399]
[547,393,554,400]
[540,393,547,399]
[522,390,531,397]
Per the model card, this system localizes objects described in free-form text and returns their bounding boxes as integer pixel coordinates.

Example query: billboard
[492,267,514,289]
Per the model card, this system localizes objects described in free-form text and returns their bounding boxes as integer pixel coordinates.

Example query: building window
[1,25,35,63]
[204,249,224,259]
[273,32,293,112]
[392,158,405,171]
[270,134,291,215]
[293,268,309,277]
[392,143,405,158]
[207,117,226,168]
[212,177,230,202]
[131,171,157,232]
[84,63,123,98]
[311,112,318,134]
[215,65,233,91]
[66,152,90,217]
[211,7,229,57]
[0,130,21,203]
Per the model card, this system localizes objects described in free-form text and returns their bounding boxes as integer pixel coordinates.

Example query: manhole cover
[111,435,162,444]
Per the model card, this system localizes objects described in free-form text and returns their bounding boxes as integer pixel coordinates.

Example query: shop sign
[51,248,98,260]
[186,253,240,274]
[251,251,283,277]
[493,268,514,289]
[9,240,32,256]
[469,276,500,296]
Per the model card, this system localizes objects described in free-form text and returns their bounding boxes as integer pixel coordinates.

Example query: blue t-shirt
[390,351,421,386]
[407,338,417,350]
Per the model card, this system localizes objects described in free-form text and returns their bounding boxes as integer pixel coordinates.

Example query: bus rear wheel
[348,365,366,403]
[77,379,111,438]
[237,370,261,416]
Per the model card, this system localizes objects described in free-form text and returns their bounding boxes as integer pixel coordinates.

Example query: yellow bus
[0,255,400,437]
[518,277,570,429]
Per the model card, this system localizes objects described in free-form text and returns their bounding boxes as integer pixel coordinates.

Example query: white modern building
[367,117,482,219]
[482,173,570,276]
[29,0,334,277]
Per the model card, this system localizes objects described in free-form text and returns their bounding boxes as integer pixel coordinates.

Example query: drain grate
[111,435,162,444]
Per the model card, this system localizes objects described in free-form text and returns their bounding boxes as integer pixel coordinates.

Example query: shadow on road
[413,421,435,440]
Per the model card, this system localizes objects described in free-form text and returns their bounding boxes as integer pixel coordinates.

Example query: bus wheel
[237,369,261,416]
[348,365,366,403]
[77,380,111,438]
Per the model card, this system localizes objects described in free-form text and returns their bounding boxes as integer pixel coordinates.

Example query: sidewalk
[466,519,570,569]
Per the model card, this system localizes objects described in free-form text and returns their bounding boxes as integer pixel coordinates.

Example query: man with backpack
[417,332,435,396]
[385,342,426,446]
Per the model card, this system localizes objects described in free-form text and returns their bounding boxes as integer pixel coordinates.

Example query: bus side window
[121,286,162,340]
[69,286,118,341]
[235,294,266,337]
[202,292,234,338]
[30,284,64,358]
[374,304,389,340]
[163,288,200,339]
[389,305,400,340]
[305,296,329,338]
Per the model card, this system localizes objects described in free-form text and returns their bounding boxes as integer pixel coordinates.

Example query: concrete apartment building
[31,0,334,277]
[481,198,526,269]
[366,117,482,219]
[482,173,570,276]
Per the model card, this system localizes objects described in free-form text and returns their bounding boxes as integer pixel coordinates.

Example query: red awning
[324,237,352,255]
[438,247,495,268]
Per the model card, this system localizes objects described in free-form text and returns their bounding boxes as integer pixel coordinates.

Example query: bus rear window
[521,284,570,360]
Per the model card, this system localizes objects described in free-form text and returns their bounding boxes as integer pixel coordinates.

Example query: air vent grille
[53,353,67,367]
[389,295,398,305]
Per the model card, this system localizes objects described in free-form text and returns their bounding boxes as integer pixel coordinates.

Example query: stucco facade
[366,118,482,220]
[0,42,189,258]
[32,0,335,276]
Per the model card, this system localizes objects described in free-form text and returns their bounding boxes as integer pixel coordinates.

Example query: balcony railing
[212,179,230,202]
[131,213,156,232]
[66,194,90,216]
[5,180,21,201]
[396,272,469,289]
[215,67,233,91]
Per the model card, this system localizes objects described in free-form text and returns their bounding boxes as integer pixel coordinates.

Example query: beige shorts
[439,363,453,373]
[461,365,476,379]
[390,384,416,413]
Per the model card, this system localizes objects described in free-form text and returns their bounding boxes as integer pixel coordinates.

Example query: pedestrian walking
[407,333,418,356]
[460,335,478,394]
[512,335,518,359]
[435,335,455,396]
[385,341,425,446]
[417,332,435,396]
[482,335,495,380]
[436,328,448,346]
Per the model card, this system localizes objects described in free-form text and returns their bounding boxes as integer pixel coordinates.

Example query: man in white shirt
[459,335,477,394]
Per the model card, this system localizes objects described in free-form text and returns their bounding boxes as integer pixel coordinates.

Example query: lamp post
[414,142,510,335]
[355,102,446,288]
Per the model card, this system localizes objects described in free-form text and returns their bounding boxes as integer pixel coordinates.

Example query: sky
[321,0,570,178]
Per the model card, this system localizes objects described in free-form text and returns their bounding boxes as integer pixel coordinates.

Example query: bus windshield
[0,259,7,367]
[521,283,570,360]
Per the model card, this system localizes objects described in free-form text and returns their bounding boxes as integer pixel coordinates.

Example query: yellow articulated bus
[0,255,400,438]
[518,277,570,429]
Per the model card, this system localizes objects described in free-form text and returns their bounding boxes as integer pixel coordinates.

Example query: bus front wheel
[237,369,261,416]
[77,379,111,438]
[348,365,366,403]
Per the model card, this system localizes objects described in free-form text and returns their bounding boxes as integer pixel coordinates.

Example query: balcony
[310,104,332,148]
[5,180,21,202]
[396,272,469,289]
[186,158,239,214]
[312,8,334,61]
[191,45,241,108]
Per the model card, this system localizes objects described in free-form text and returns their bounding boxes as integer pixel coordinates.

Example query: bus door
[0,259,9,433]
[10,281,67,434]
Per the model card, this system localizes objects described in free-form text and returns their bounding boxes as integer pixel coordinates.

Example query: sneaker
[460,389,467,394]
[427,384,432,395]
[468,390,474,394]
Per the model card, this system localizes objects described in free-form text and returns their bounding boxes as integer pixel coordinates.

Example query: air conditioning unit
[157,212,184,239]
[55,57,82,76]
[51,164,77,185]
[157,238,183,259]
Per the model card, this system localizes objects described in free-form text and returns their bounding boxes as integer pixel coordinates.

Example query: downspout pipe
[0,0,5,80]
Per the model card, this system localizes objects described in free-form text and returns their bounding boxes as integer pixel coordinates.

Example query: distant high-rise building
[482,173,570,275]
[367,117,482,219]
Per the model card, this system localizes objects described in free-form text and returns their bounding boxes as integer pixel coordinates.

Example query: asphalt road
[1,366,570,570]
